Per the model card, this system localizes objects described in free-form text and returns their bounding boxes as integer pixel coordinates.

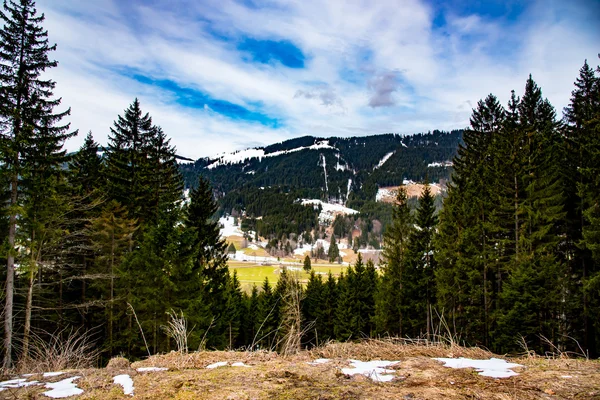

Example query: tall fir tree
[403,183,438,339]
[185,176,229,348]
[375,186,412,336]
[0,0,75,368]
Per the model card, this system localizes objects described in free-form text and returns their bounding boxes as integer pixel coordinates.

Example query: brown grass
[2,340,599,399]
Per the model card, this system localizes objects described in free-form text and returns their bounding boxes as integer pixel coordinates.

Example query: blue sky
[39,0,599,158]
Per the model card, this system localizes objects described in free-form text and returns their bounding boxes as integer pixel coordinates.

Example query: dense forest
[1,0,599,371]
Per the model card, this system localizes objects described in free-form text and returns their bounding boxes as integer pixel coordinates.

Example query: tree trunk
[3,173,18,369]
[22,268,35,361]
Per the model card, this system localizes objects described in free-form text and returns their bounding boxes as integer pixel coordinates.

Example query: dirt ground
[2,341,599,399]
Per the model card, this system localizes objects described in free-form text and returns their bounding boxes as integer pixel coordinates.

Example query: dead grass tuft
[105,356,131,371]
[311,337,493,361]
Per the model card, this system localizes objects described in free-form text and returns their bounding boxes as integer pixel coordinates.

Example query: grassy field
[228,260,348,292]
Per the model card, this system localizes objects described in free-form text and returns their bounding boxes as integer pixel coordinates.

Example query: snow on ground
[308,358,331,365]
[376,187,395,202]
[43,376,83,398]
[113,374,134,396]
[428,161,453,167]
[0,378,39,391]
[207,140,337,169]
[341,360,400,382]
[231,362,251,367]
[42,372,65,378]
[206,361,229,369]
[136,367,168,372]
[434,358,523,378]
[219,216,244,238]
[301,199,358,225]
[231,250,278,264]
[207,361,251,369]
[373,151,395,170]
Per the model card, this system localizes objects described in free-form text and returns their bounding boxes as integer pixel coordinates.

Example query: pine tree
[328,235,340,263]
[185,176,229,348]
[0,0,75,368]
[89,200,137,356]
[256,277,279,349]
[403,183,438,339]
[303,254,311,272]
[375,186,412,336]
[105,99,154,225]
[302,271,323,347]
[435,94,505,346]
[563,60,600,356]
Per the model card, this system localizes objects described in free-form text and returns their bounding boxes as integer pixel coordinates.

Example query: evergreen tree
[403,183,438,339]
[328,235,340,263]
[105,99,154,225]
[302,271,323,347]
[256,277,279,349]
[435,94,505,346]
[185,176,229,348]
[375,186,412,336]
[321,272,338,341]
[303,254,311,272]
[563,60,600,356]
[89,200,137,356]
[0,0,75,367]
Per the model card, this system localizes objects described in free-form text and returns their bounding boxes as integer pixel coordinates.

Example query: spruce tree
[375,186,412,336]
[303,254,311,272]
[105,99,154,225]
[0,0,75,367]
[302,271,323,347]
[328,235,340,263]
[185,176,229,348]
[563,60,600,356]
[403,183,438,339]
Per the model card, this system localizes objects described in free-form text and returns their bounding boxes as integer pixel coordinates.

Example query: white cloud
[36,0,599,159]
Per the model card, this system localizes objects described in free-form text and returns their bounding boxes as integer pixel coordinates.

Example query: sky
[38,0,599,160]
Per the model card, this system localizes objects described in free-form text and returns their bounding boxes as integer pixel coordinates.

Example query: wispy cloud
[37,0,599,158]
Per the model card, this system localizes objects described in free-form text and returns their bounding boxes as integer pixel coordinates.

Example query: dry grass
[2,340,599,399]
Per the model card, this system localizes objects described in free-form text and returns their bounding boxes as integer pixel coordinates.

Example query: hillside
[180,130,462,203]
[2,341,598,399]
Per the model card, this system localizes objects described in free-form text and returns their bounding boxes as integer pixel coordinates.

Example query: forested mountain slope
[180,129,463,203]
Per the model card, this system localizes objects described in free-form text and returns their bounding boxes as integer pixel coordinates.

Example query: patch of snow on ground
[341,360,399,382]
[136,367,168,372]
[434,357,523,378]
[373,151,395,170]
[308,358,330,365]
[219,216,244,238]
[231,250,278,264]
[248,243,259,250]
[376,187,395,202]
[231,362,251,367]
[0,378,39,391]
[113,374,134,396]
[302,199,358,225]
[206,361,228,369]
[43,376,83,398]
[43,372,65,378]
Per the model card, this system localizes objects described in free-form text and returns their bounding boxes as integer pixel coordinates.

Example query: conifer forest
[1,0,600,371]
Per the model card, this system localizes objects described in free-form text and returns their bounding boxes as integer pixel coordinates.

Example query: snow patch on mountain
[301,199,358,224]
[206,140,337,169]
[373,151,395,170]
[428,161,453,167]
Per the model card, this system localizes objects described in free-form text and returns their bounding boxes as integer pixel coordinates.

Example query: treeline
[433,64,600,356]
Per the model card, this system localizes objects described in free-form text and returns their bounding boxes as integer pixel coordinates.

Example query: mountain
[180,129,463,205]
